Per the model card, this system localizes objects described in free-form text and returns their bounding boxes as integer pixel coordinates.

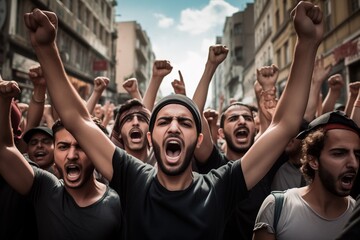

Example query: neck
[156,166,193,191]
[65,176,106,207]
[126,147,148,162]
[300,181,350,219]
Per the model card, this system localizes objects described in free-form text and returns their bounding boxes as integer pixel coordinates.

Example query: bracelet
[355,100,360,108]
[32,94,45,104]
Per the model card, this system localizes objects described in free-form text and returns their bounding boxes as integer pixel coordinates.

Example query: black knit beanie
[149,94,202,134]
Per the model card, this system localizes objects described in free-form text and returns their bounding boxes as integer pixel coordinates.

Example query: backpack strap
[271,190,285,233]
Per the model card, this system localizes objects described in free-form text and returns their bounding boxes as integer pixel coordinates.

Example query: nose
[36,141,43,147]
[168,119,180,133]
[67,146,79,160]
[348,152,359,170]
[237,115,246,125]
[132,115,140,125]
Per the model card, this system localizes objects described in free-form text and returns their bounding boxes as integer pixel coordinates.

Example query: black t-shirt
[30,167,122,240]
[0,158,38,240]
[196,145,286,240]
[109,147,249,240]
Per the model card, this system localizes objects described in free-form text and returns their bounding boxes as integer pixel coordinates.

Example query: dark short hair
[113,98,150,134]
[220,102,253,128]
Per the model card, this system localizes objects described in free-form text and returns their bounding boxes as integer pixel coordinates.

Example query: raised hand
[24,9,58,47]
[349,81,360,97]
[208,45,229,66]
[171,70,186,95]
[123,78,139,94]
[28,65,46,87]
[313,55,332,84]
[93,76,110,94]
[152,60,173,80]
[291,1,323,45]
[327,74,345,92]
[256,64,279,92]
[0,80,21,99]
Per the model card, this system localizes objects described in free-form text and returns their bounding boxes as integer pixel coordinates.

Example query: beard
[223,131,254,155]
[152,137,196,176]
[318,161,350,197]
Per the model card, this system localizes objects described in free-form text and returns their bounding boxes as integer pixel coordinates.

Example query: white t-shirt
[254,188,355,240]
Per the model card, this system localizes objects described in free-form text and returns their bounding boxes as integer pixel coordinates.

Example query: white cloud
[177,0,239,35]
[154,13,174,28]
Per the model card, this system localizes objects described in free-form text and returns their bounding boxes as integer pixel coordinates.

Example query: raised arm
[304,55,332,122]
[171,70,187,95]
[142,60,173,111]
[242,1,323,190]
[24,9,115,181]
[192,45,228,163]
[350,82,360,123]
[321,73,345,114]
[122,77,143,101]
[254,65,279,139]
[0,78,34,195]
[86,76,109,114]
[345,81,360,116]
[25,65,47,131]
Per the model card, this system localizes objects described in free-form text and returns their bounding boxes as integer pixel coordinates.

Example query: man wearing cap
[110,98,155,165]
[253,111,359,240]
[23,126,54,173]
[25,1,323,239]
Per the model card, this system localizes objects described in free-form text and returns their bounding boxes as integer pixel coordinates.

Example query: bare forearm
[142,76,163,111]
[193,62,217,112]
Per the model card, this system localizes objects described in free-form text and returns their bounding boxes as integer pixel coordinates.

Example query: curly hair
[300,128,326,182]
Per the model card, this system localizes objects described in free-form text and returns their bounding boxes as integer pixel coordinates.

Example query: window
[235,47,243,62]
[276,49,281,68]
[284,41,290,65]
[234,23,242,36]
[349,0,360,13]
[282,0,287,22]
[324,0,332,32]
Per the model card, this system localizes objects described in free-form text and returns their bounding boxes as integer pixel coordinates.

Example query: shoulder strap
[271,190,285,233]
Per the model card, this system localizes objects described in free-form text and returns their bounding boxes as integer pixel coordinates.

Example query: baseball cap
[296,111,360,139]
[22,126,53,144]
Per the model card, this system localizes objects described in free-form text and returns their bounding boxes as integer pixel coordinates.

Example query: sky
[116,0,254,105]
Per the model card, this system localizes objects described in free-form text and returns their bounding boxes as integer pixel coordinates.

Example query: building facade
[0,0,118,104]
[212,3,255,110]
[115,21,155,103]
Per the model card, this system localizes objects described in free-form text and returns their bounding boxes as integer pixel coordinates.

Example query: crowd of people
[0,1,359,240]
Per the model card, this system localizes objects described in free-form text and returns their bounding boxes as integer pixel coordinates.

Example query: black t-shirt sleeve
[195,145,228,174]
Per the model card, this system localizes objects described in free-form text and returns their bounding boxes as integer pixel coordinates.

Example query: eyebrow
[157,116,193,122]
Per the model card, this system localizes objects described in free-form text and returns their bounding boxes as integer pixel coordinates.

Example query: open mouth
[340,172,356,189]
[34,151,46,158]
[65,164,81,181]
[129,129,143,142]
[166,141,181,158]
[164,137,183,164]
[234,127,249,139]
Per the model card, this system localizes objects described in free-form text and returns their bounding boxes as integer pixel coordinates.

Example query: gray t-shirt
[254,187,355,240]
[271,162,306,191]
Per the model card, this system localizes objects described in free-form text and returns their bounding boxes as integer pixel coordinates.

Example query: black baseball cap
[296,111,360,139]
[23,126,53,144]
